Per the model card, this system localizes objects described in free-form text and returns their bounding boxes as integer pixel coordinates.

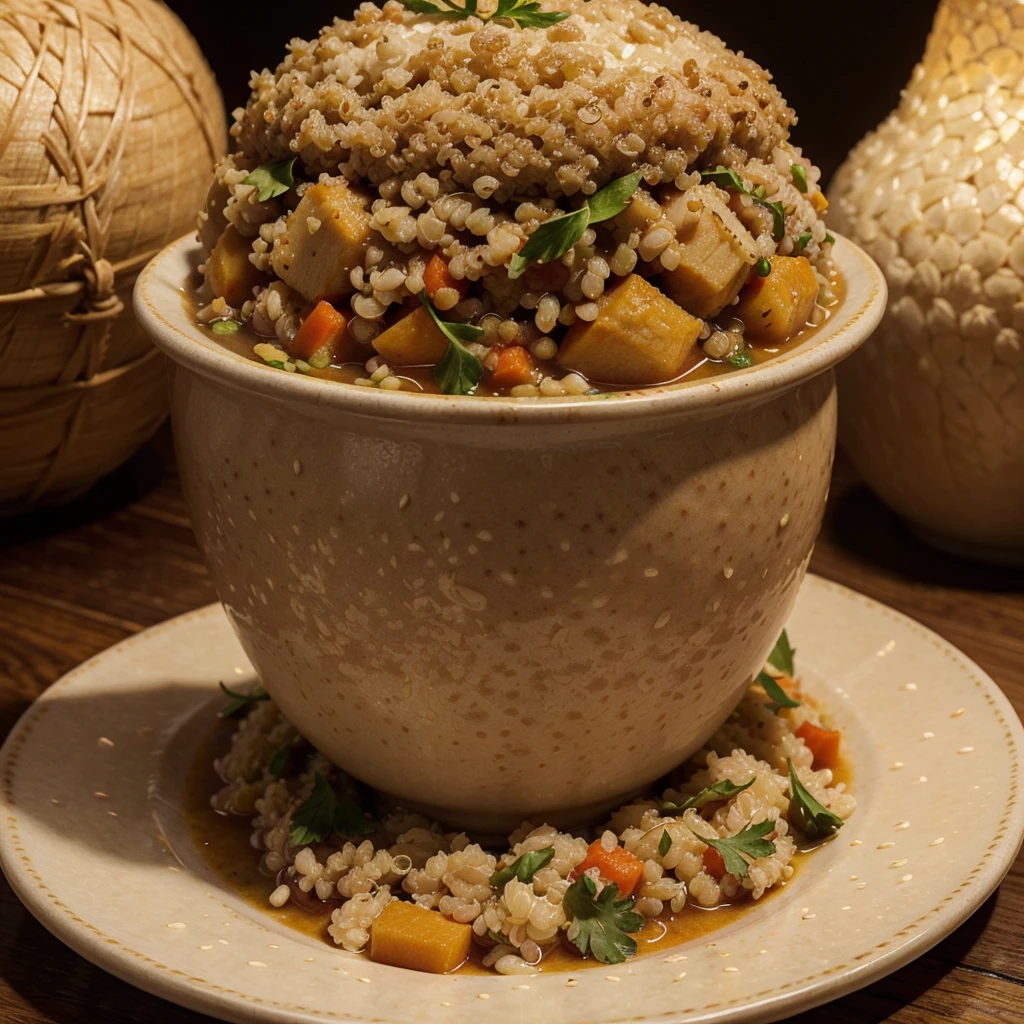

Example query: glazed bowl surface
[135,235,885,831]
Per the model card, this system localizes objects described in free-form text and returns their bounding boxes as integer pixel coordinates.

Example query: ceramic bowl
[134,236,885,831]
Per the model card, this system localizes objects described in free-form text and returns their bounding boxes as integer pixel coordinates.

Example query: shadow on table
[826,482,1024,595]
[0,434,168,551]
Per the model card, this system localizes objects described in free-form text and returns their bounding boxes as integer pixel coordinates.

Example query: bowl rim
[134,233,886,426]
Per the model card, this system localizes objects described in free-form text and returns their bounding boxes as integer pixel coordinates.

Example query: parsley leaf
[421,291,484,395]
[788,759,845,838]
[726,349,755,369]
[242,158,297,203]
[564,875,645,964]
[825,231,836,245]
[210,319,242,335]
[658,829,672,856]
[660,776,756,815]
[702,820,776,879]
[759,670,800,711]
[508,171,644,278]
[490,847,555,888]
[700,165,787,242]
[791,163,809,194]
[768,630,796,676]
[289,773,376,846]
[219,681,270,718]
[400,0,570,28]
[268,743,293,778]
[498,0,571,27]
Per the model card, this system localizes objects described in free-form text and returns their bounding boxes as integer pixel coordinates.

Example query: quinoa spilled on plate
[195,0,838,398]
[211,637,855,975]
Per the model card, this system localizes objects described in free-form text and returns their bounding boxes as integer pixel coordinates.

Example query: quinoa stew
[194,0,840,399]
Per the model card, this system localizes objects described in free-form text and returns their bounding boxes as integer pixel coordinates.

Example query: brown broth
[184,720,841,976]
[200,270,846,399]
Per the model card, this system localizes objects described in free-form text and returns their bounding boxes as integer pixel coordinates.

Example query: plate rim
[2,573,1022,1024]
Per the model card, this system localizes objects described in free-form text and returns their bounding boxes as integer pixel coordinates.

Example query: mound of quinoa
[212,677,855,975]
[197,0,835,395]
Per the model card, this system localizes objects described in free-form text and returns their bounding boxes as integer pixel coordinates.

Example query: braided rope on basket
[0,0,225,510]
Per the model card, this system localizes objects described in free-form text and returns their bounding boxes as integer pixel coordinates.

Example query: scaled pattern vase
[830,0,1024,562]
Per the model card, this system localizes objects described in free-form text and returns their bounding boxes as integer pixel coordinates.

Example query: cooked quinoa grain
[196,0,837,396]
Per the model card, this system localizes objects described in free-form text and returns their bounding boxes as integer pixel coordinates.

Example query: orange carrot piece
[289,301,349,361]
[702,846,726,880]
[423,255,468,301]
[572,840,645,897]
[489,346,536,390]
[795,721,842,770]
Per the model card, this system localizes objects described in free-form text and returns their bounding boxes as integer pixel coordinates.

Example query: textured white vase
[830,0,1024,563]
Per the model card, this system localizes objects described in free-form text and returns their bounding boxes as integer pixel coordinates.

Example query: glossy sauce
[185,721,846,974]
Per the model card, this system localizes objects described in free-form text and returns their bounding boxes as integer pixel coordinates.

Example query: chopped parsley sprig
[700,165,786,242]
[660,777,756,815]
[219,681,270,718]
[508,170,644,279]
[243,158,297,203]
[420,291,484,395]
[768,630,796,676]
[759,670,800,711]
[563,874,645,964]
[787,759,845,838]
[289,773,376,847]
[702,820,777,879]
[400,0,570,28]
[490,847,555,888]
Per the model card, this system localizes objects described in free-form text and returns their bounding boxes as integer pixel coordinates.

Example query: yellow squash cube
[207,225,268,308]
[272,182,372,303]
[734,255,820,345]
[369,900,472,974]
[372,306,449,366]
[556,274,703,386]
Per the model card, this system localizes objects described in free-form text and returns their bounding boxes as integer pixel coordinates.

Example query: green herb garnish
[289,773,376,846]
[400,0,570,28]
[211,319,242,335]
[768,629,796,676]
[700,165,786,242]
[788,759,845,838]
[825,231,835,245]
[563,875,645,965]
[726,349,755,369]
[490,847,555,888]
[243,157,297,203]
[420,291,484,395]
[755,257,772,278]
[702,820,777,879]
[759,670,800,711]
[661,777,756,815]
[658,829,673,856]
[268,743,293,778]
[796,231,813,253]
[508,171,644,279]
[791,164,809,194]
[219,681,270,717]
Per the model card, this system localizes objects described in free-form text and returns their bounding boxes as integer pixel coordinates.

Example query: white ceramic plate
[2,574,1022,1024]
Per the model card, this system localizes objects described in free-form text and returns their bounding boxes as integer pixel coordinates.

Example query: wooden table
[1,430,1022,1023]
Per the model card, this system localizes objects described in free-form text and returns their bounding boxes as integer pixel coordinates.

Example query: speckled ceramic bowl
[135,235,885,831]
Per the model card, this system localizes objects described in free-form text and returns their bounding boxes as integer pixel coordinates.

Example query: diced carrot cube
[572,840,645,897]
[489,345,536,390]
[423,255,468,301]
[289,300,350,361]
[702,846,726,880]
[795,721,842,770]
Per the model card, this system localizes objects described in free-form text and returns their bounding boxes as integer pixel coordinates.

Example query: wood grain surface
[1,429,1022,1024]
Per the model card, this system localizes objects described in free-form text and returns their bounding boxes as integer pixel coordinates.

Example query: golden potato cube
[369,900,472,974]
[272,182,372,303]
[734,255,820,345]
[207,225,268,307]
[611,188,664,243]
[658,203,752,318]
[372,306,449,366]
[556,274,702,386]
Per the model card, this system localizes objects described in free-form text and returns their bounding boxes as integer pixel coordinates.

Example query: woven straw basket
[0,0,226,512]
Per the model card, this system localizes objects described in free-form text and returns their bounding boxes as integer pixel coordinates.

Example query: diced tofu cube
[207,225,268,307]
[372,306,449,366]
[369,900,472,974]
[734,255,819,345]
[658,200,752,318]
[271,182,372,303]
[556,274,702,386]
[611,188,664,244]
